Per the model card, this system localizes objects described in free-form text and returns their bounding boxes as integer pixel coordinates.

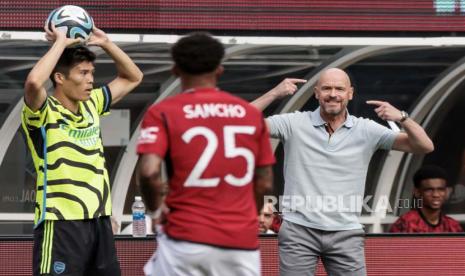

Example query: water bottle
[132,196,146,237]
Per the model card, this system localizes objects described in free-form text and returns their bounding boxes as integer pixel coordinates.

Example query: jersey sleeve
[136,105,169,158]
[89,85,112,116]
[389,217,406,233]
[448,217,464,232]
[256,117,276,167]
[365,119,398,150]
[21,97,48,129]
[267,113,294,140]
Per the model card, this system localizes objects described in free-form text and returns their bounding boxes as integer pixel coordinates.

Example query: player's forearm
[254,166,273,214]
[139,175,166,212]
[25,39,67,92]
[100,40,143,85]
[400,118,434,154]
[137,154,165,211]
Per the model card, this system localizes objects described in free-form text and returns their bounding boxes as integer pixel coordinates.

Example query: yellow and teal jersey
[21,86,113,226]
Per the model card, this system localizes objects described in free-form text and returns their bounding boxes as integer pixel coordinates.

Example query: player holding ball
[22,6,143,275]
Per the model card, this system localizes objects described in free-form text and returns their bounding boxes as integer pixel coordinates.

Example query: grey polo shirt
[268,107,398,230]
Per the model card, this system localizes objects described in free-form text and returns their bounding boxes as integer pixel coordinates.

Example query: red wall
[2,235,465,276]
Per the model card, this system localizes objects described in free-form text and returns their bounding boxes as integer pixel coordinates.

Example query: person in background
[137,32,275,276]
[390,165,463,233]
[259,202,276,234]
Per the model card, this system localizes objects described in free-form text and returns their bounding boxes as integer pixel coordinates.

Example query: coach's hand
[270,78,307,99]
[367,100,403,122]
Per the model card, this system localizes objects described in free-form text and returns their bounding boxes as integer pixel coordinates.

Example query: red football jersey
[389,209,464,233]
[137,87,275,249]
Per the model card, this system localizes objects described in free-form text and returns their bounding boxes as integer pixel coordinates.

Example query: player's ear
[54,72,65,85]
[215,65,224,77]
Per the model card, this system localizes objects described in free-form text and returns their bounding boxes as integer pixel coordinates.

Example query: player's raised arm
[366,100,434,154]
[24,25,81,111]
[87,26,143,105]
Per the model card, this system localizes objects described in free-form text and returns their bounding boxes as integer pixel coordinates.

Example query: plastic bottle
[132,196,146,237]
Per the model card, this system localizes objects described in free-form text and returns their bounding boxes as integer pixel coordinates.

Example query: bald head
[317,68,352,87]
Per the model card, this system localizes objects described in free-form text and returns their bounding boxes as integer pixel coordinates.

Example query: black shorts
[33,216,121,276]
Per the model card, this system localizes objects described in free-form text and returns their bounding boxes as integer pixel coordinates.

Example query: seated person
[259,202,276,234]
[390,165,463,233]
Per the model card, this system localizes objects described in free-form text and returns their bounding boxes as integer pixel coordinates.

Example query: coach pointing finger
[252,68,433,276]
[367,100,434,154]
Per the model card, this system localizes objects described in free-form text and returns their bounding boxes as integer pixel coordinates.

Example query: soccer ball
[45,5,93,41]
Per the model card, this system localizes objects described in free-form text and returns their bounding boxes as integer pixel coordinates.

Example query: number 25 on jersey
[182,125,256,188]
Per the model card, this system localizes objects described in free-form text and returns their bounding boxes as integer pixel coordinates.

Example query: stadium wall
[1,235,465,275]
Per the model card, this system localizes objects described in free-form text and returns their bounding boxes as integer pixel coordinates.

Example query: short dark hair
[171,32,225,75]
[413,165,448,188]
[50,46,96,87]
